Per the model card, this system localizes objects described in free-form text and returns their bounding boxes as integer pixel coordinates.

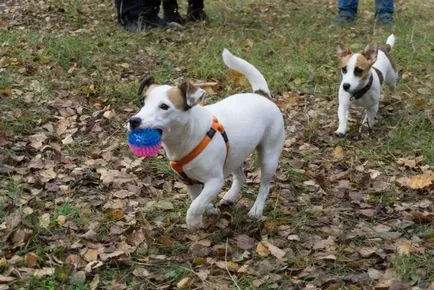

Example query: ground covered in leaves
[0,0,433,289]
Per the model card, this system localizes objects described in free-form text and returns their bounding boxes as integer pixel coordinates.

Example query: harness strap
[373,67,384,85]
[170,115,229,185]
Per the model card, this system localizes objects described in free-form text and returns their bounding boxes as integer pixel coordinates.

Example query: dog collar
[170,115,229,185]
[350,73,373,101]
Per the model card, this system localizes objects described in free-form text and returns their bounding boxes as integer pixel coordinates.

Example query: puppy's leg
[186,178,224,230]
[335,102,350,136]
[187,184,219,215]
[249,140,281,218]
[186,184,219,215]
[362,103,379,128]
[218,167,245,206]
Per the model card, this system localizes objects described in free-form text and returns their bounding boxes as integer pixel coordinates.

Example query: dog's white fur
[335,34,398,135]
[129,49,285,230]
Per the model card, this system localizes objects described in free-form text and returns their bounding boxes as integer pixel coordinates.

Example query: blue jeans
[338,0,394,17]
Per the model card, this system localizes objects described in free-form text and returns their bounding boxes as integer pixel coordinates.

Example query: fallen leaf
[397,156,423,169]
[70,271,86,284]
[215,261,240,272]
[256,242,270,257]
[265,242,286,260]
[368,268,383,280]
[34,267,55,277]
[83,248,99,262]
[105,209,124,221]
[29,133,48,149]
[0,275,15,283]
[24,252,38,268]
[358,247,377,258]
[288,235,300,241]
[57,215,66,225]
[155,200,174,210]
[236,234,255,250]
[39,213,50,228]
[132,268,150,278]
[396,240,411,256]
[40,168,57,181]
[333,145,344,160]
[407,170,434,189]
[176,277,190,288]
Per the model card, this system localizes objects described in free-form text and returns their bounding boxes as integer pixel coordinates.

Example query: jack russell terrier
[335,34,398,136]
[128,49,285,230]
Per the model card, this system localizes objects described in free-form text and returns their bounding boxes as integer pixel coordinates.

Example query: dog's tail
[383,34,396,52]
[222,48,270,97]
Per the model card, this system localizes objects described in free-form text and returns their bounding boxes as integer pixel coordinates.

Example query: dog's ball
[128,128,162,158]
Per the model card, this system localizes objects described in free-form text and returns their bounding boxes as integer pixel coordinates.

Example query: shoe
[187,0,207,21]
[164,9,185,25]
[335,14,355,23]
[377,13,393,25]
[140,13,168,28]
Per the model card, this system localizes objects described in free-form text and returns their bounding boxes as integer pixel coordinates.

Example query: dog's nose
[343,83,351,92]
[129,117,142,129]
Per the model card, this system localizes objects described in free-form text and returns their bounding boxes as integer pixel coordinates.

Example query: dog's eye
[138,99,145,107]
[341,66,347,74]
[354,67,363,76]
[159,103,170,110]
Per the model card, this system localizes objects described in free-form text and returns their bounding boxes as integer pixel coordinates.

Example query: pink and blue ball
[128,129,162,157]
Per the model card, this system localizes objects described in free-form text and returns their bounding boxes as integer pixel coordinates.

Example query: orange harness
[170,116,229,185]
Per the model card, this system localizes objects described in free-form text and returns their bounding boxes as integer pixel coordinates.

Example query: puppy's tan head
[128,77,205,136]
[337,41,378,93]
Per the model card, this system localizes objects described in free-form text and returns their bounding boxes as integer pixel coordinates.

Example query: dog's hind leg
[218,167,245,206]
[248,135,283,218]
[187,184,219,215]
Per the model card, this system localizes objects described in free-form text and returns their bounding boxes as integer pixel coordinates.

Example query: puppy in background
[335,34,398,136]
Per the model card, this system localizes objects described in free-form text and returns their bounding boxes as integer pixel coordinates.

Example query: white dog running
[128,49,285,230]
[335,34,398,135]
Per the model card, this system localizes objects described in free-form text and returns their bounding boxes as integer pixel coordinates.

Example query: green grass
[392,253,434,284]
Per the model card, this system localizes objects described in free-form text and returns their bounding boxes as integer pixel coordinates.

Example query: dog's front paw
[186,212,204,230]
[248,206,264,219]
[334,130,346,137]
[206,204,220,215]
[217,199,235,207]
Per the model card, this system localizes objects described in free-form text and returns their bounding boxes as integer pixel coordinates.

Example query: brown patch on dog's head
[178,80,205,108]
[354,54,372,80]
[167,87,189,111]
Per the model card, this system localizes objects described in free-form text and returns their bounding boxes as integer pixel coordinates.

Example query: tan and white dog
[128,49,285,230]
[335,34,398,136]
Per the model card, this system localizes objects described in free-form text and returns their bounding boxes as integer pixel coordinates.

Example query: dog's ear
[363,41,378,64]
[137,76,155,97]
[178,80,205,109]
[337,44,352,59]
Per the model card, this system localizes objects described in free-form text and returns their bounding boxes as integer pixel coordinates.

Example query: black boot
[115,0,143,31]
[140,0,167,28]
[163,0,185,25]
[187,0,207,21]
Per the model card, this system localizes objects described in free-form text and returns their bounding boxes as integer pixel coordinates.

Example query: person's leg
[141,0,167,28]
[187,0,207,21]
[375,0,394,24]
[163,0,185,25]
[115,0,146,31]
[336,0,358,22]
